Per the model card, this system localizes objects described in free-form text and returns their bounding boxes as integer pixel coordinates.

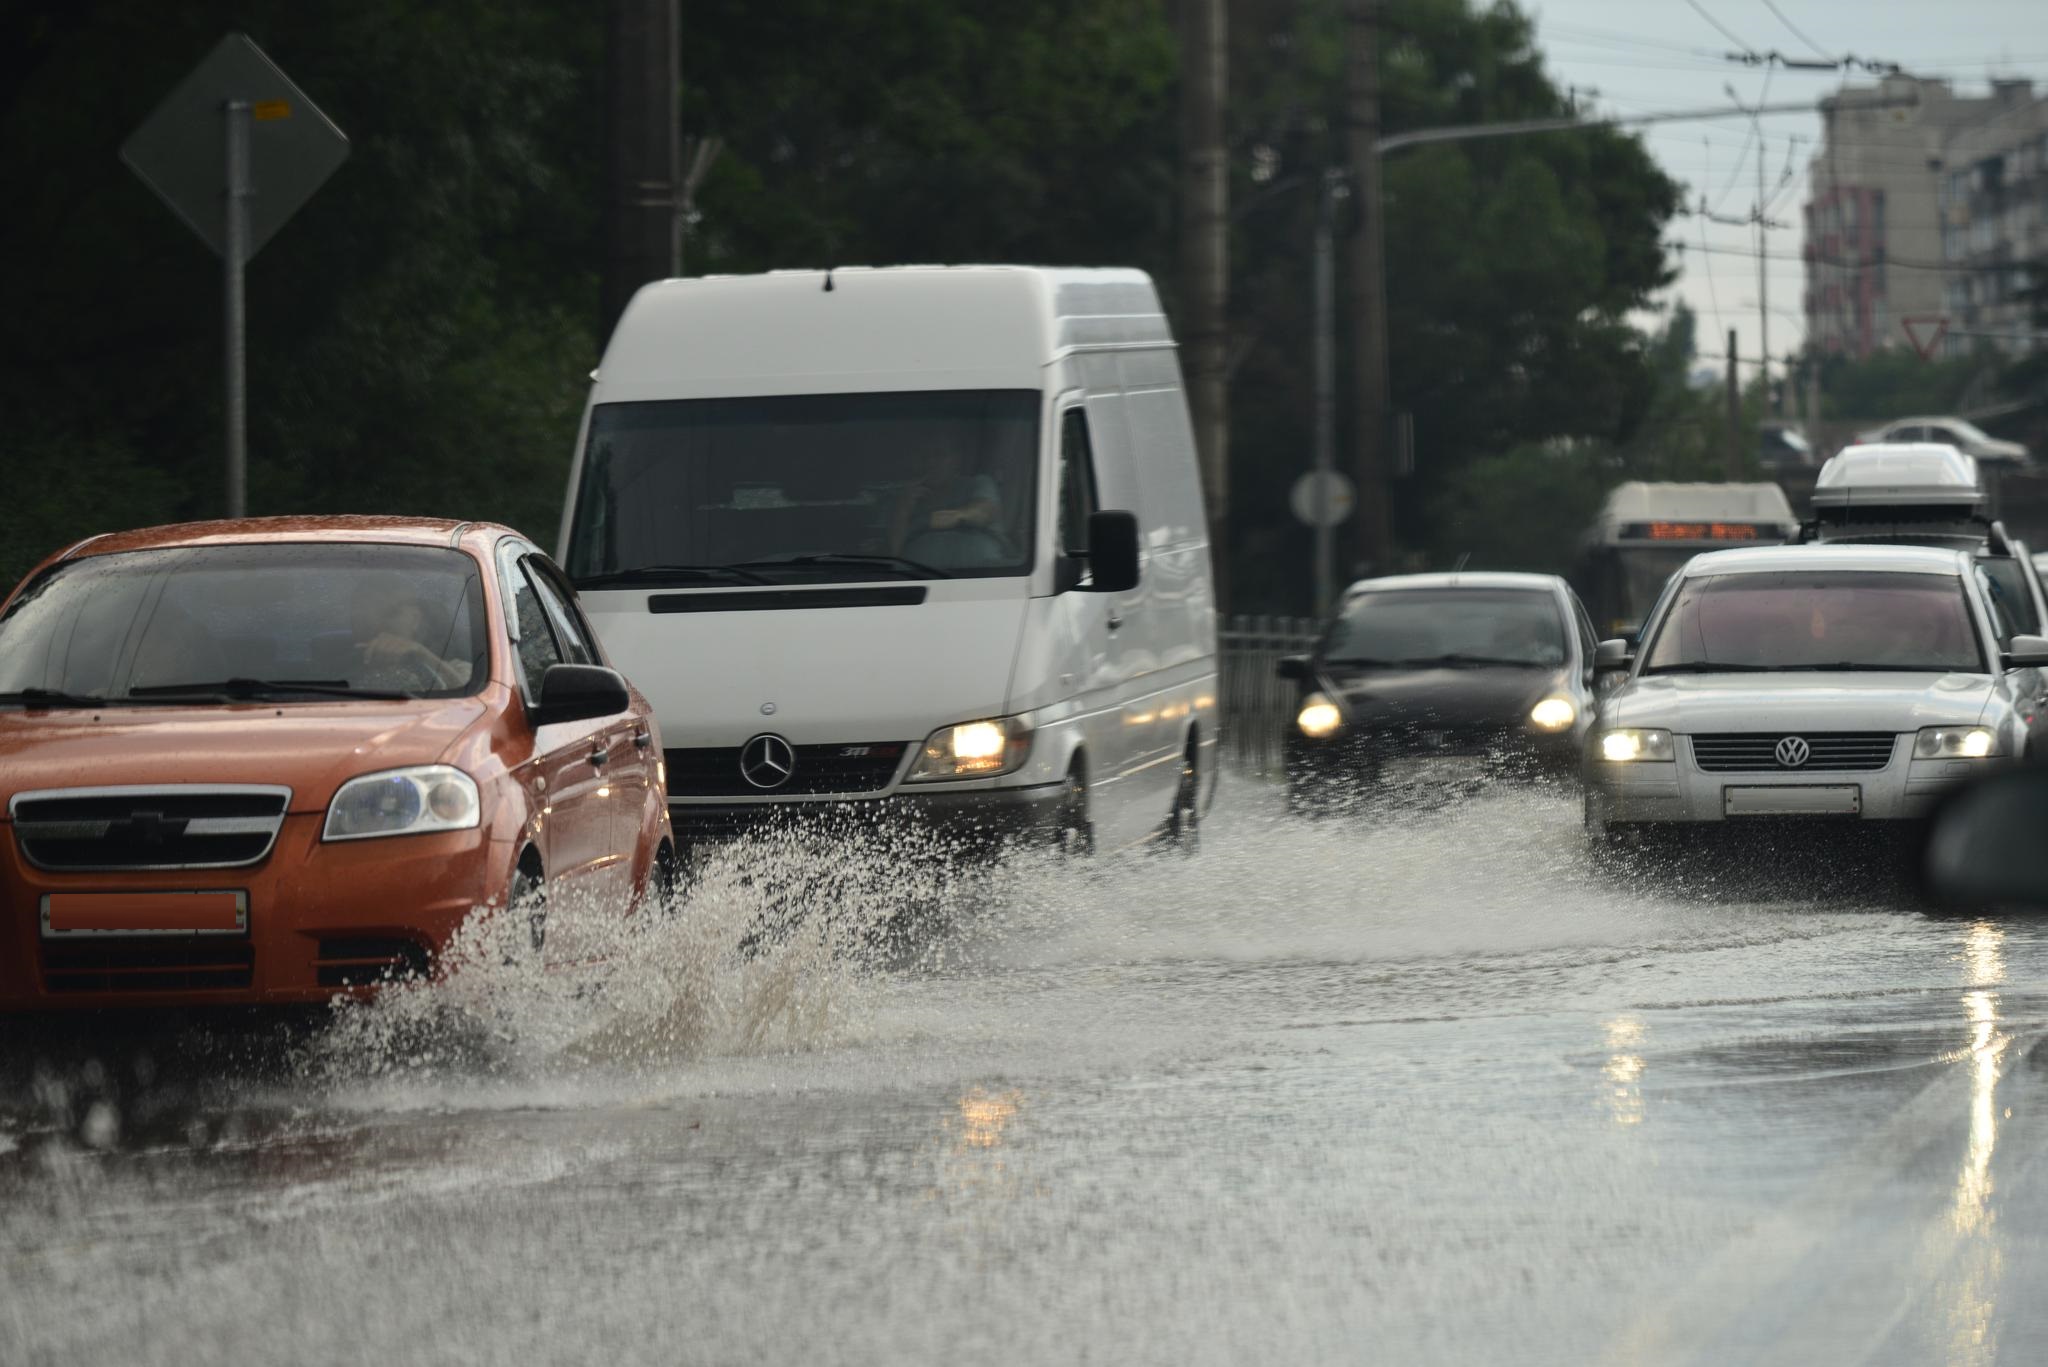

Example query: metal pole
[1345,0,1391,576]
[1725,329,1743,480]
[1313,170,1337,618]
[1178,0,1230,609]
[224,98,249,519]
[1757,146,1772,415]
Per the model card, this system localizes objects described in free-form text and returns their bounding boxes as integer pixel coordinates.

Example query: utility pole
[1344,0,1392,575]
[1312,170,1340,617]
[223,99,250,519]
[1179,0,1230,606]
[1756,144,1772,415]
[1725,330,1743,479]
[602,0,680,341]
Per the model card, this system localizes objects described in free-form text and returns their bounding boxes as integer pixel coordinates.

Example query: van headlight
[324,765,481,841]
[1296,693,1343,739]
[1529,697,1576,730]
[906,717,1032,781]
[1914,726,1999,759]
[1598,729,1674,763]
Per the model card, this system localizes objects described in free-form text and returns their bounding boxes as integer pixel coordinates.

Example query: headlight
[1529,697,1576,730]
[323,765,481,841]
[1296,692,1343,739]
[906,716,1032,781]
[1914,726,1999,759]
[1598,728,1675,763]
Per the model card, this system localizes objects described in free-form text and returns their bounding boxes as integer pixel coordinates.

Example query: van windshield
[568,391,1040,584]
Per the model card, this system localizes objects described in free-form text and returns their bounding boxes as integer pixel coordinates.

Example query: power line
[1758,0,1834,62]
[1683,0,1760,58]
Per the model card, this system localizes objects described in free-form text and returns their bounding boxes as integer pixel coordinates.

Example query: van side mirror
[1594,638,1634,672]
[2004,633,2048,669]
[1081,510,1140,594]
[530,663,631,727]
[1276,655,1310,681]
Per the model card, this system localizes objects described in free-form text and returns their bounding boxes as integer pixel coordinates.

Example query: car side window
[1571,595,1598,663]
[511,569,567,690]
[1058,407,1100,559]
[524,559,599,666]
[1976,566,2014,649]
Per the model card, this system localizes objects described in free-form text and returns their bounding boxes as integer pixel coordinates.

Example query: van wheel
[1165,741,1201,855]
[510,857,547,952]
[1056,768,1094,860]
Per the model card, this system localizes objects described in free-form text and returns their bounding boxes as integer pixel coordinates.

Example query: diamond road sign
[120,33,348,260]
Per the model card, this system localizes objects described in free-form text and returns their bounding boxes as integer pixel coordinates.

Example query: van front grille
[1690,733,1899,773]
[11,786,291,870]
[664,743,909,797]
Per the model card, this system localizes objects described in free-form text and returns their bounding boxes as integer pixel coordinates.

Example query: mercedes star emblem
[1774,735,1811,769]
[739,732,797,790]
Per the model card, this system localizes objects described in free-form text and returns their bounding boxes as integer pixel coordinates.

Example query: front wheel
[1056,769,1094,860]
[1165,745,1201,855]
[509,862,547,952]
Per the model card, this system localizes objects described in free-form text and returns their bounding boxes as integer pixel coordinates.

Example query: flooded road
[5,787,2047,1365]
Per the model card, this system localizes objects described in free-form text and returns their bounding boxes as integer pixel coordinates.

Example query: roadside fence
[1217,614,1321,777]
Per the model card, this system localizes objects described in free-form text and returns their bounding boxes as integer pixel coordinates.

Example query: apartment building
[1939,81,2048,357]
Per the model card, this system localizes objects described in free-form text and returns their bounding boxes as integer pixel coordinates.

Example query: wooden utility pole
[1725,330,1743,479]
[602,0,680,341]
[1179,0,1230,606]
[1344,0,1392,575]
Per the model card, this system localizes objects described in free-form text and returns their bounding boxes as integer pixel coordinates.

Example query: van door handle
[1106,613,1124,632]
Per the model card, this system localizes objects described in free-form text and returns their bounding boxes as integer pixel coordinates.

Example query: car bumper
[1584,754,2000,828]
[0,815,506,1011]
[668,781,1071,851]
[1286,728,1582,795]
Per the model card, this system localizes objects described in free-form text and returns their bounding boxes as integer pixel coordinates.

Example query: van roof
[593,266,1171,403]
[1812,443,1983,511]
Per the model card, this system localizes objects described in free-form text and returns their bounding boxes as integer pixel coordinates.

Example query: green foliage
[1817,348,1992,421]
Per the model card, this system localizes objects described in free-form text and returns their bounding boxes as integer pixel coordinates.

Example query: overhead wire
[1682,0,1761,57]
[1757,0,1837,63]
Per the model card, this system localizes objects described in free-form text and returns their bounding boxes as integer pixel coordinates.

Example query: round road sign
[1290,470,1356,528]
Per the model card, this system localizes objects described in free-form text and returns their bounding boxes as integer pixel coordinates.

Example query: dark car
[1279,572,1600,811]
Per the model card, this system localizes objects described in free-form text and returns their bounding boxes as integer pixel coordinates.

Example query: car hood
[0,698,489,815]
[580,588,1030,746]
[1325,663,1570,727]
[1602,672,1995,733]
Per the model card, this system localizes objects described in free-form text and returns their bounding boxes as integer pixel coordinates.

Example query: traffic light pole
[223,98,249,519]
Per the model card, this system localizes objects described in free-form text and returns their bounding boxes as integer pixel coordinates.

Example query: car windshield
[1322,588,1567,667]
[567,390,1040,583]
[0,544,490,703]
[1642,571,1984,674]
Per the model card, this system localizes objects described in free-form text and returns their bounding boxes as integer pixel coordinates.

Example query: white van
[556,266,1218,857]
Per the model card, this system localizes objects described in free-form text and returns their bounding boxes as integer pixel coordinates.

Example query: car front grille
[10,786,292,870]
[1689,732,1899,773]
[664,743,909,797]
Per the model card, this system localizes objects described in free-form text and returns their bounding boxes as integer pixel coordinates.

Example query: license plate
[1722,785,1861,817]
[40,891,248,937]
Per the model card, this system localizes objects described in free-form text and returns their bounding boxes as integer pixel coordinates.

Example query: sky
[1525,0,2048,382]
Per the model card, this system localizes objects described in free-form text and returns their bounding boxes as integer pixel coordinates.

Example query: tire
[509,859,547,952]
[1056,767,1094,860]
[1165,742,1201,855]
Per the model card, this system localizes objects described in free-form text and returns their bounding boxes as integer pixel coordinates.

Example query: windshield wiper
[574,563,776,588]
[1768,662,1972,673]
[127,678,411,701]
[1362,653,1552,669]
[0,687,122,709]
[1642,662,1774,674]
[731,553,954,580]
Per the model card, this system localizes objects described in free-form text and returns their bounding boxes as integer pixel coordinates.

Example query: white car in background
[1851,416,2029,468]
[1584,544,2048,839]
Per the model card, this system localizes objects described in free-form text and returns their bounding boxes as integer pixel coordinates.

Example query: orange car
[0,516,674,1009]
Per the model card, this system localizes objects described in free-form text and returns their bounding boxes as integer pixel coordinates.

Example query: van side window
[512,571,567,691]
[1058,407,1100,558]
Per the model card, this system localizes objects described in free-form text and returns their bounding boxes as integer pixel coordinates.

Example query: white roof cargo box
[1811,443,1984,513]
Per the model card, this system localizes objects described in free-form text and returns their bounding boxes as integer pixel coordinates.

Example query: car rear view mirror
[1594,638,1634,672]
[530,663,631,727]
[1924,767,2048,910]
[1084,510,1140,594]
[1276,654,1310,681]
[2003,633,2048,668]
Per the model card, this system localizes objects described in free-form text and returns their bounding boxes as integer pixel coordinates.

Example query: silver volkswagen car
[1584,544,2048,839]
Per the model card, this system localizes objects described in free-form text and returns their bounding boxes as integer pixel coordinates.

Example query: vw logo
[1774,735,1811,769]
[739,732,796,790]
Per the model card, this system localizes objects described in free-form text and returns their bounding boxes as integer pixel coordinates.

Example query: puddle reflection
[1602,1015,1646,1127]
[1943,921,2006,1365]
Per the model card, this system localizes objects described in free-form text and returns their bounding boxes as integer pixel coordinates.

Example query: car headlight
[1296,692,1343,739]
[1598,728,1675,763]
[906,716,1032,781]
[323,765,481,841]
[1914,726,1999,759]
[1529,697,1576,730]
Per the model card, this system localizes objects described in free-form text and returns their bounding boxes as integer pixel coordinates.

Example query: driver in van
[890,444,1001,552]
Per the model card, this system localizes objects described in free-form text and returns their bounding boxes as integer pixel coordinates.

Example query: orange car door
[507,558,613,902]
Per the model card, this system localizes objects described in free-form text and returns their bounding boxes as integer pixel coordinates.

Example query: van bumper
[669,781,1070,851]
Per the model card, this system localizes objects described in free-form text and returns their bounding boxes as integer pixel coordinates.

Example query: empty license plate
[41,891,248,937]
[1722,786,1861,817]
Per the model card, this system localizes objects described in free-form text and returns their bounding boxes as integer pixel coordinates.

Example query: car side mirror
[1594,638,1634,672]
[1081,510,1140,594]
[530,663,630,727]
[2003,633,2048,668]
[1276,654,1310,682]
